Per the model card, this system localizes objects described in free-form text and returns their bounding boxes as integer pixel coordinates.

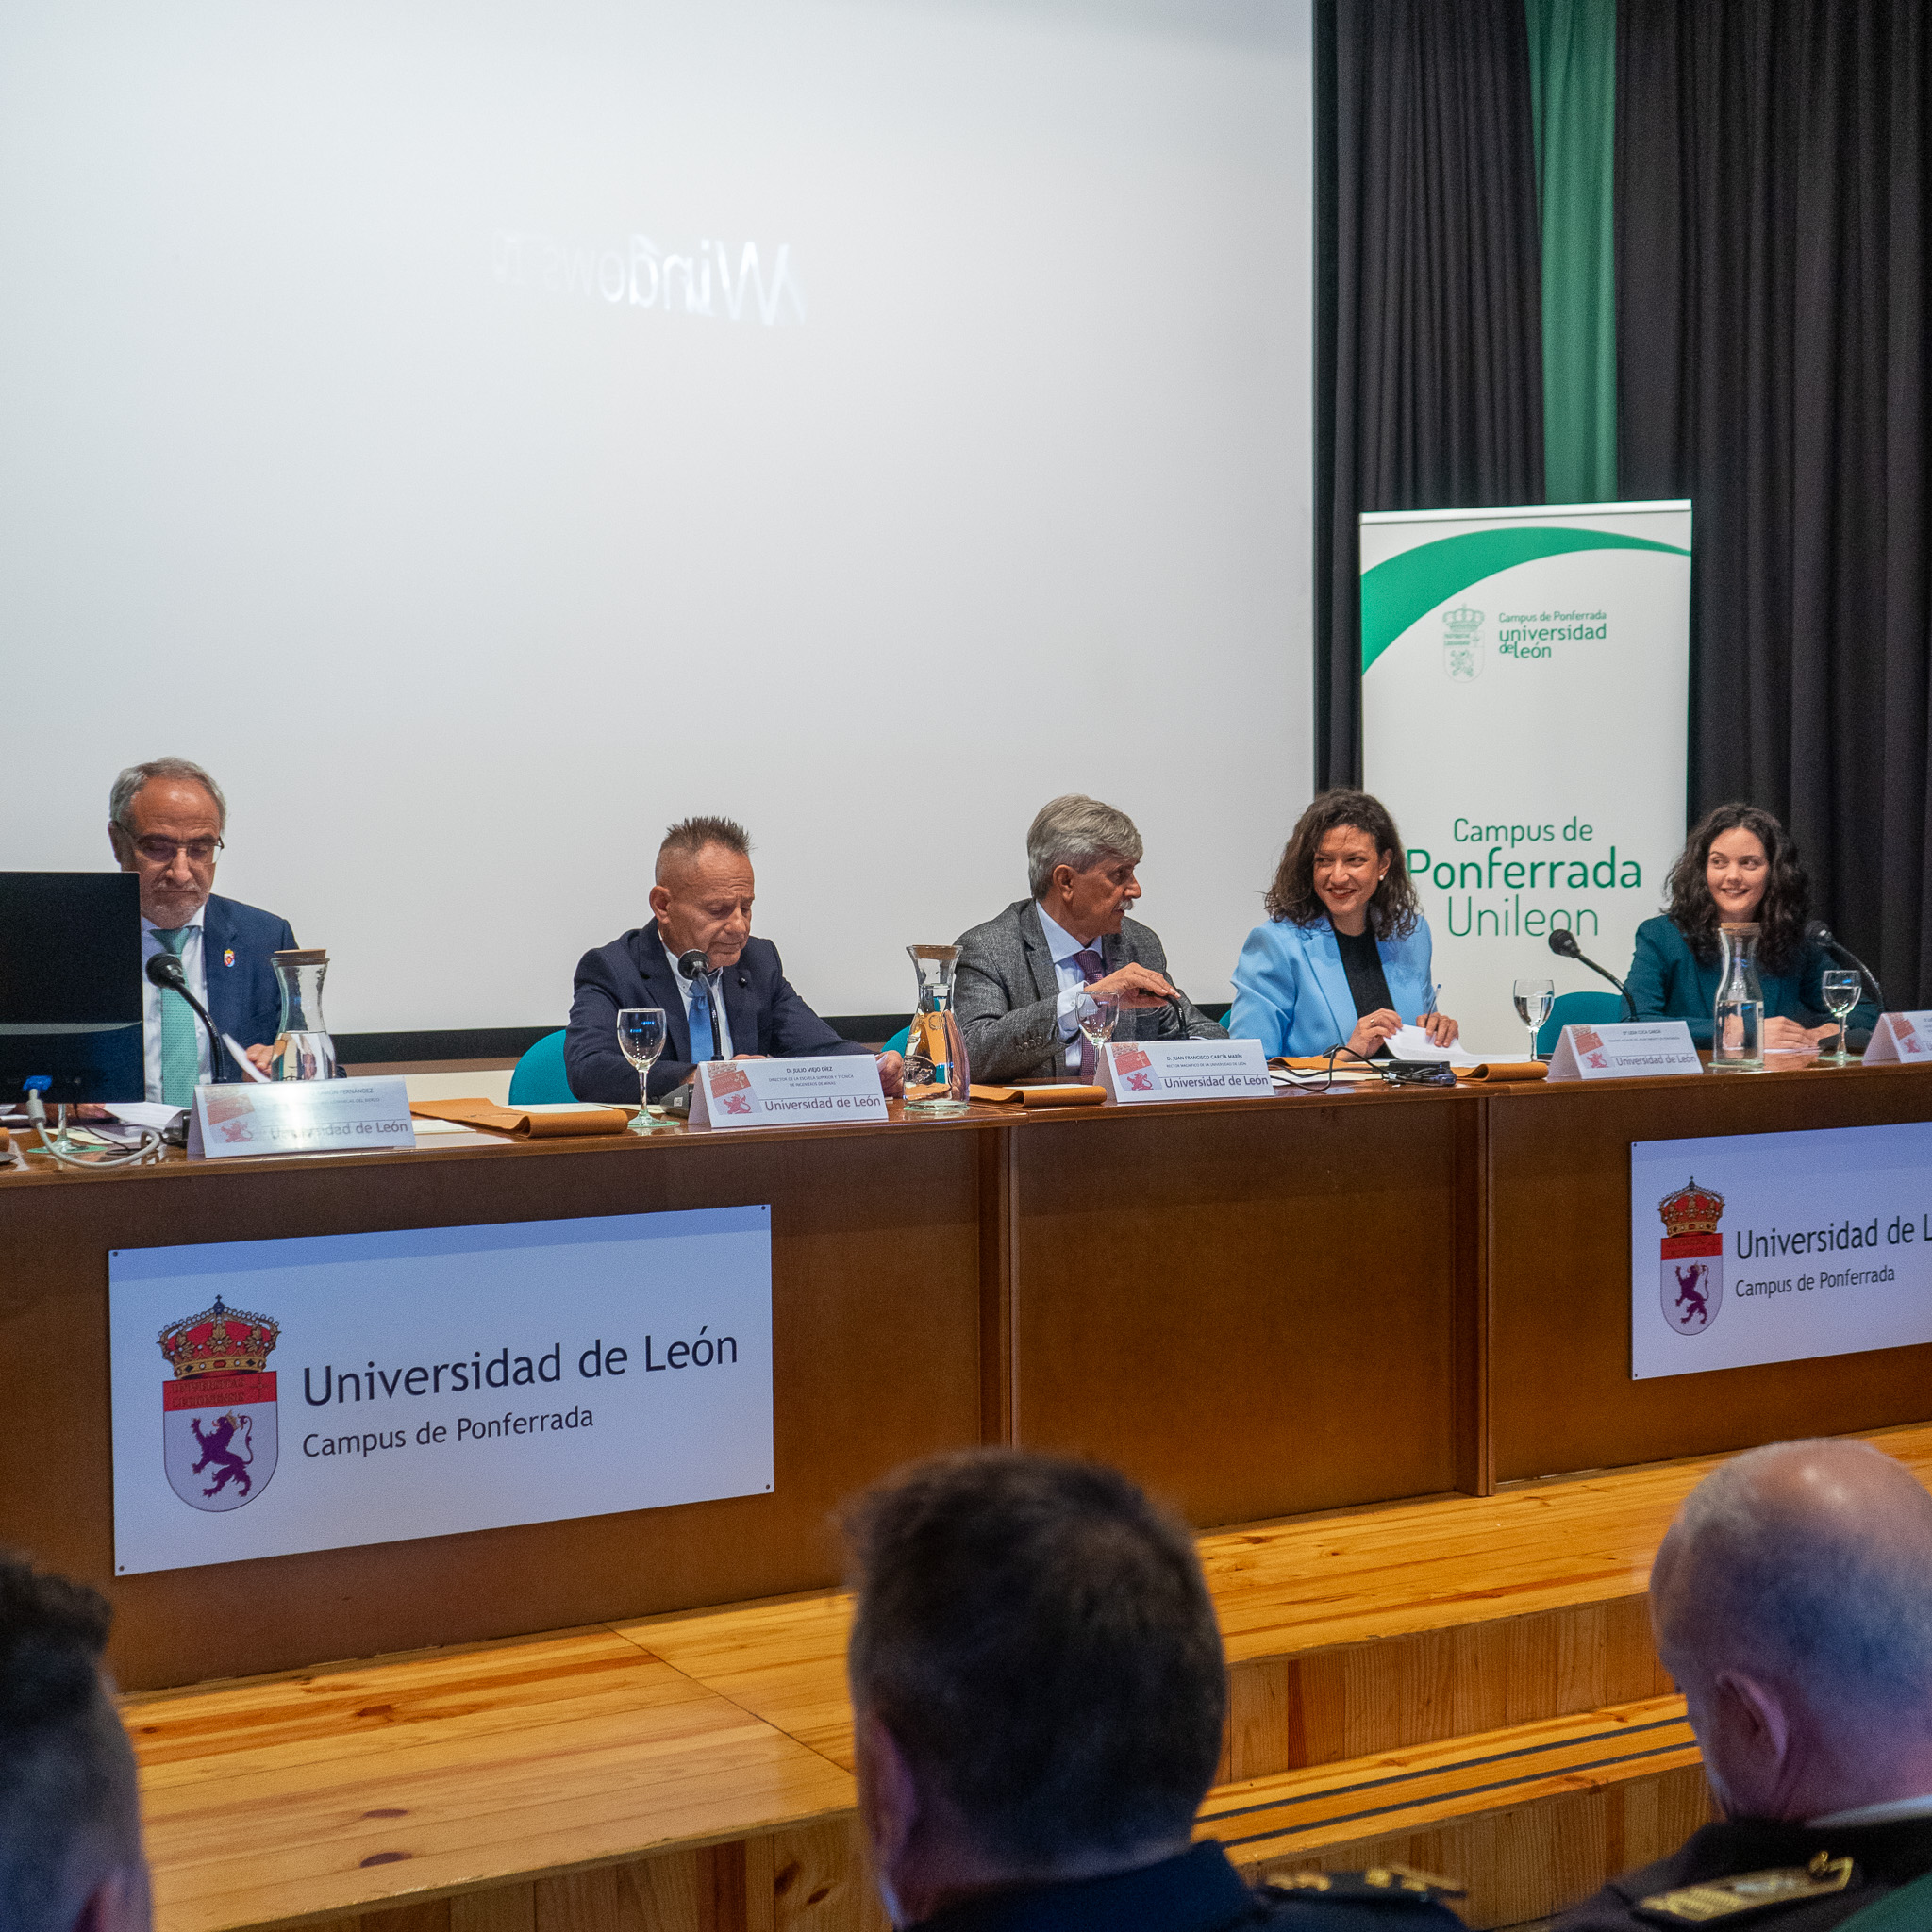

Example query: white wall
[1,0,1313,1030]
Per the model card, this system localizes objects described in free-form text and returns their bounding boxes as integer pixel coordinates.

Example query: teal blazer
[1624,915,1878,1046]
[1229,917,1438,1057]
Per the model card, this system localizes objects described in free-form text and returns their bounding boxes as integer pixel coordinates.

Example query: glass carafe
[269,948,338,1080]
[1711,923,1764,1073]
[903,945,972,1116]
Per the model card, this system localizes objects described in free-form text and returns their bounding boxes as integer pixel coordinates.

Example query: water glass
[616,1008,669,1134]
[1822,969,1862,1067]
[1512,977,1555,1062]
[1072,990,1119,1069]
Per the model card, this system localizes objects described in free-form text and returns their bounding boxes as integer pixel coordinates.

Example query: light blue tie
[687,975,715,1061]
[155,927,200,1106]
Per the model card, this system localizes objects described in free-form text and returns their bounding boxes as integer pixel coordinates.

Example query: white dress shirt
[1036,904,1105,1073]
[141,910,212,1103]
[659,942,735,1059]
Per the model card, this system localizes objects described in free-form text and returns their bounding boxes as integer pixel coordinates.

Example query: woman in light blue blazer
[1230,790,1459,1058]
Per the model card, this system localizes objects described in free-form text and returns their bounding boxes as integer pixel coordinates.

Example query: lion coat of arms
[158,1295,281,1511]
[1658,1179,1724,1336]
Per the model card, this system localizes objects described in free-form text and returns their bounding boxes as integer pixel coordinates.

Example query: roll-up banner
[1361,500,1692,1047]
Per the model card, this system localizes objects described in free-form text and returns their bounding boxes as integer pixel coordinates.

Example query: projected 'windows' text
[491,232,806,325]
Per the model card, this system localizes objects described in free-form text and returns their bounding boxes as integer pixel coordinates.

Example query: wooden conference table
[6,1058,1932,1690]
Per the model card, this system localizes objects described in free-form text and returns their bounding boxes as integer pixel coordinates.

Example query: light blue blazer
[1229,917,1439,1058]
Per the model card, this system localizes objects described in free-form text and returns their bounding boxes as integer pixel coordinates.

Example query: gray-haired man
[1556,1438,1932,1929]
[954,795,1224,1085]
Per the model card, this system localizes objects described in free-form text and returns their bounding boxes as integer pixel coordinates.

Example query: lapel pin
[224,948,235,967]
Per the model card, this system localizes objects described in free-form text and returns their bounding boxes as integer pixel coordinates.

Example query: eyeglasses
[130,836,224,865]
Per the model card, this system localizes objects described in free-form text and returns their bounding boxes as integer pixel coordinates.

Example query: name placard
[1546,1021,1702,1081]
[108,1207,773,1573]
[188,1078,416,1159]
[1861,1013,1932,1064]
[688,1056,888,1129]
[1100,1038,1273,1105]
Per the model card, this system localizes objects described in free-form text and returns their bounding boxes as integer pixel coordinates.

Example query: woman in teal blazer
[1230,790,1458,1058]
[1627,802,1879,1049]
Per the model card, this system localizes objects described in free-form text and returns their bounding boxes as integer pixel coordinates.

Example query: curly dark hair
[1665,802,1811,974]
[1264,789,1421,940]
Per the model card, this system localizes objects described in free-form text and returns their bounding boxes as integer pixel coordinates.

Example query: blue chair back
[1536,990,1624,1056]
[881,1024,910,1057]
[508,1028,575,1104]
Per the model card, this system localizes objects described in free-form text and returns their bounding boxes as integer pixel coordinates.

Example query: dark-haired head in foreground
[0,1552,149,1932]
[843,1450,1464,1931]
[1555,1440,1932,1929]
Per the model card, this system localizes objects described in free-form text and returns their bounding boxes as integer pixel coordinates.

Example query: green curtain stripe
[1525,0,1619,504]
[1359,526,1689,674]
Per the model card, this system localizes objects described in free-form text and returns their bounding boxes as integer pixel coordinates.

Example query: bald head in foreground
[1557,1438,1932,1928]
[844,1450,1463,1932]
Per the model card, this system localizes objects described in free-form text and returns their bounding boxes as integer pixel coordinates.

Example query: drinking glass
[1822,969,1861,1067]
[616,1008,669,1134]
[1072,990,1119,1073]
[1512,977,1555,1062]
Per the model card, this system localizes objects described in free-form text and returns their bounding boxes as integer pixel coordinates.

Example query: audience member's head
[1650,1439,1932,1823]
[843,1450,1225,1925]
[0,1553,149,1932]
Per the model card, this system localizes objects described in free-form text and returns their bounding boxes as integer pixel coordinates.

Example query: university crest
[1658,1178,1724,1337]
[1442,605,1484,681]
[158,1294,281,1511]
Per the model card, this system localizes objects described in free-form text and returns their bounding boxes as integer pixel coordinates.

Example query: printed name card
[1861,1013,1932,1064]
[1545,1021,1703,1082]
[1099,1039,1274,1105]
[688,1056,888,1129]
[188,1078,416,1159]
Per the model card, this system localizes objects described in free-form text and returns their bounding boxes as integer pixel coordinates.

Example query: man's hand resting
[1087,963,1178,1010]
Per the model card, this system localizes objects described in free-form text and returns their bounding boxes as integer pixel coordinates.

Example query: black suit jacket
[910,1842,1462,1932]
[564,922,869,1103]
[1555,1814,1932,1929]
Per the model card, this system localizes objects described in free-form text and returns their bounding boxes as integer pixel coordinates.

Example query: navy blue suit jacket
[199,893,297,1062]
[565,922,869,1103]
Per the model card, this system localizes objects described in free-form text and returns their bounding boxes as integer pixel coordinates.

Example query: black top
[1555,1812,1932,1929]
[1333,924,1395,1027]
[910,1842,1462,1932]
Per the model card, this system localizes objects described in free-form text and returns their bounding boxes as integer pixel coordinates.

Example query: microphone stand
[146,953,231,1088]
[1546,931,1638,1021]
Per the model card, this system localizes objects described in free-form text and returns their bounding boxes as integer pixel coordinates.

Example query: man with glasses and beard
[106,758,295,1100]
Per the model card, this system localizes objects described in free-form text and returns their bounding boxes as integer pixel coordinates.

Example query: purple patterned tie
[1074,948,1106,1080]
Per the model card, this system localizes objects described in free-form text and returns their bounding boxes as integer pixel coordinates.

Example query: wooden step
[1198,1697,1713,1931]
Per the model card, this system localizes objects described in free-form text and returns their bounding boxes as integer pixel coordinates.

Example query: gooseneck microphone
[146,951,230,1085]
[1805,920,1884,1008]
[1546,926,1638,1020]
[676,947,725,1059]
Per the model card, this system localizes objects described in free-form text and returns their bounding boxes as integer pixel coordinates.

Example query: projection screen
[1,0,1313,1037]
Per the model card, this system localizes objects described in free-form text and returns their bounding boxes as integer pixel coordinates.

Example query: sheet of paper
[107,1104,188,1129]
[1385,1025,1484,1066]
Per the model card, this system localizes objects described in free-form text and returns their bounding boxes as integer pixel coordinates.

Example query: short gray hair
[109,758,226,833]
[1026,795,1143,899]
[1667,1440,1932,1719]
[656,815,751,884]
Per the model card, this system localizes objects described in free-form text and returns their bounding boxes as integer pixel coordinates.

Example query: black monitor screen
[0,873,143,1104]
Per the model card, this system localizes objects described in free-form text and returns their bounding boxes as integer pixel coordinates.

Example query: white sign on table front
[1862,1013,1932,1064]
[1631,1124,1932,1379]
[1100,1039,1273,1105]
[688,1056,887,1128]
[1546,1020,1701,1081]
[187,1077,416,1159]
[108,1207,773,1574]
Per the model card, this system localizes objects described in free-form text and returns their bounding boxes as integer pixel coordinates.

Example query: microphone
[676,947,724,1060]
[1546,926,1637,1020]
[147,952,231,1086]
[1805,920,1884,1008]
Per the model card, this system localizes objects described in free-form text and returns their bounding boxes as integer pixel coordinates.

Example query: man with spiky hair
[0,1551,151,1932]
[566,815,899,1103]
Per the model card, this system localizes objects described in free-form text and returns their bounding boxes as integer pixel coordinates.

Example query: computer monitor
[0,873,143,1105]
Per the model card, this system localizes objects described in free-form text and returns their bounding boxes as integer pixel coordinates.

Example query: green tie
[155,927,201,1107]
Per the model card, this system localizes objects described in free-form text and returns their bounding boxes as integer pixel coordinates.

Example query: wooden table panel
[1007,1091,1480,1526]
[1487,1062,1932,1482]
[1,1122,988,1690]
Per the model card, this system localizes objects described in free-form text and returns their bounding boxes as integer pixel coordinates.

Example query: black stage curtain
[1618,0,1932,1004]
[1317,0,1545,787]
